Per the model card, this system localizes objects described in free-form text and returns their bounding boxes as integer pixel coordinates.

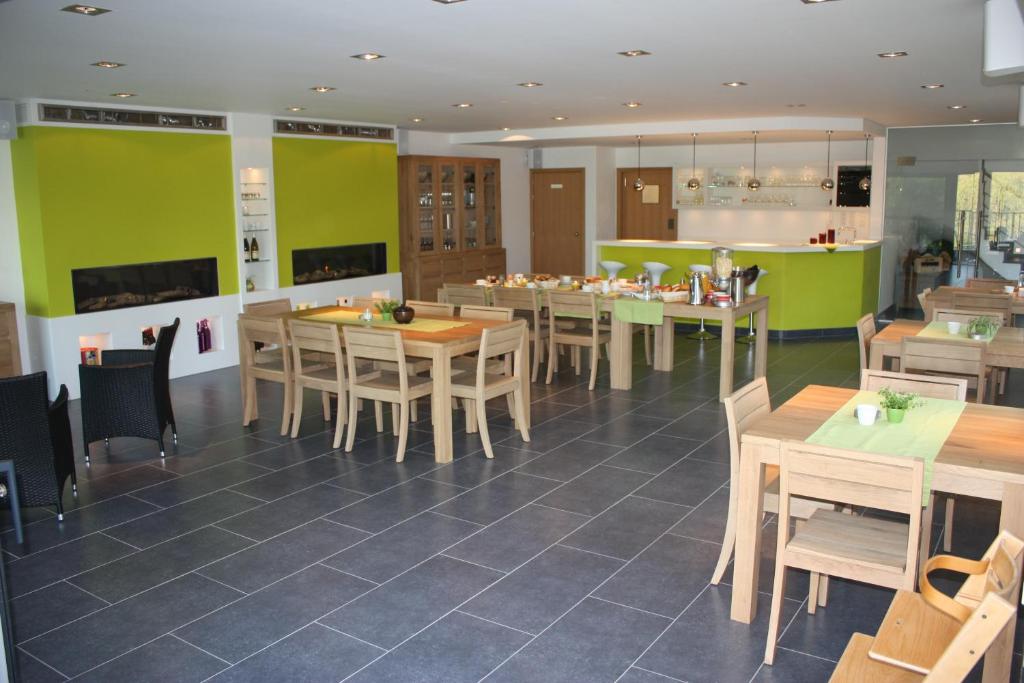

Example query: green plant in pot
[878,387,923,424]
[374,299,400,322]
[966,315,997,340]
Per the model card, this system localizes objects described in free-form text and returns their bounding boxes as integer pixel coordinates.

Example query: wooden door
[617,167,676,240]
[531,168,585,276]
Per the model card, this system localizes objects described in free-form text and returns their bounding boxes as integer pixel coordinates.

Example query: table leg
[609,316,634,391]
[983,483,1024,683]
[430,348,454,463]
[719,312,736,401]
[653,316,674,372]
[731,442,767,623]
[868,340,884,371]
[520,329,531,428]
[754,304,768,379]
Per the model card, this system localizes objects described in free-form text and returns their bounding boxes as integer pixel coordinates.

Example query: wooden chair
[342,327,433,462]
[288,320,346,448]
[856,313,898,371]
[711,378,833,586]
[829,530,1023,682]
[351,296,382,310]
[450,320,531,459]
[442,283,489,308]
[243,298,292,315]
[899,337,991,404]
[238,314,293,435]
[764,441,923,665]
[545,290,609,391]
[916,288,932,322]
[492,287,549,382]
[932,307,1005,328]
[951,291,1012,320]
[406,300,455,317]
[965,277,1012,290]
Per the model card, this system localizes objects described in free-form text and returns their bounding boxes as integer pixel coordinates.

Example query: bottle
[201,319,212,352]
[250,237,260,261]
[196,321,203,353]
[243,237,250,262]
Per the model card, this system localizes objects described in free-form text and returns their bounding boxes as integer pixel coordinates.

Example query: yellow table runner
[916,320,993,343]
[804,390,966,504]
[301,310,469,333]
[613,299,665,325]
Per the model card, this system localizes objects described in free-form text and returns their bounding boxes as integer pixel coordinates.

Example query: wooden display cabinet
[398,155,505,301]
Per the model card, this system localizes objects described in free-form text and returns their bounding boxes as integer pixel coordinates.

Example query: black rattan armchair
[79,318,179,459]
[0,372,76,520]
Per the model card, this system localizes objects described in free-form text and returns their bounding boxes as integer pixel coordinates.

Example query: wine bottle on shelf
[250,237,260,261]
[196,321,204,353]
[243,237,251,262]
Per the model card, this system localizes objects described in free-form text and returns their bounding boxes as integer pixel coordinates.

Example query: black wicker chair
[0,372,76,521]
[79,318,179,459]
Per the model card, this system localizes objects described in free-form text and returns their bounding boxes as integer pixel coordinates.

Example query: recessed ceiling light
[517,82,543,88]
[877,51,909,58]
[411,117,423,123]
[618,50,651,57]
[921,83,944,89]
[61,4,110,16]
[722,81,748,87]
[947,104,967,110]
[92,61,124,69]
[452,103,473,108]
[432,0,467,3]
[351,53,384,61]
[801,0,839,3]
[969,118,982,123]
[786,103,807,108]
[310,86,336,93]
[552,116,568,121]
[501,127,511,131]
[110,92,135,98]
[286,106,305,112]
[623,101,642,108]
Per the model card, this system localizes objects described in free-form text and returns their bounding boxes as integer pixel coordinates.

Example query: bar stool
[687,264,716,340]
[737,269,767,345]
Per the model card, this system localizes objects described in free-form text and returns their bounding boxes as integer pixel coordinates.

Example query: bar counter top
[594,239,881,254]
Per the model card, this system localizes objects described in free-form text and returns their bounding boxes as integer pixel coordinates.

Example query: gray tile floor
[4,333,1023,682]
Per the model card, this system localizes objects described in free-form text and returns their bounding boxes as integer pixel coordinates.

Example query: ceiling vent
[274,119,393,140]
[38,103,226,130]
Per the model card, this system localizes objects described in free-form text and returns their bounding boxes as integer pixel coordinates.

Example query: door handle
[668,218,676,231]
[574,232,580,237]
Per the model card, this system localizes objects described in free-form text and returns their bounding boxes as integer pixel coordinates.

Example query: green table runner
[613,299,665,325]
[301,310,469,333]
[916,320,993,343]
[804,390,966,504]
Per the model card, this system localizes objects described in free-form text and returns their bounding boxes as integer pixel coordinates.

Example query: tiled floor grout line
[314,562,381,585]
[313,622,388,652]
[210,525,261,543]
[554,543,626,563]
[167,631,235,667]
[16,644,70,680]
[438,553,507,575]
[194,572,252,596]
[628,493,695,510]
[96,530,142,551]
[589,594,676,620]
[629,664,688,682]
[59,579,111,606]
[426,510,487,527]
[528,501,593,518]
[746,592,811,683]
[452,609,538,637]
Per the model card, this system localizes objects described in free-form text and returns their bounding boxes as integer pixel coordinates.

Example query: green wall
[11,126,237,317]
[598,244,881,332]
[272,138,399,286]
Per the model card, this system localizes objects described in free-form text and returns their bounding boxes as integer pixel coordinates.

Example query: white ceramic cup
[855,404,879,426]
[946,321,962,335]
[559,275,572,285]
[581,284,594,293]
[1004,285,1015,294]
[475,279,487,286]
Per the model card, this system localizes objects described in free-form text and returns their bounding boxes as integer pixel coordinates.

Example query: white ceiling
[0,0,1019,137]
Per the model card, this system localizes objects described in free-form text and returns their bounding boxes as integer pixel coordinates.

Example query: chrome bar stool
[687,264,716,340]
[737,269,767,345]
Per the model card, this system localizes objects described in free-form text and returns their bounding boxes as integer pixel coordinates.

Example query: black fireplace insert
[72,257,219,314]
[292,243,387,285]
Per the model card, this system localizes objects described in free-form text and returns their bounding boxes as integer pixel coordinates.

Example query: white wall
[398,130,531,273]
[0,140,30,372]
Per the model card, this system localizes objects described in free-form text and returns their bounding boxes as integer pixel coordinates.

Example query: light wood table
[602,295,769,401]
[870,319,1024,371]
[730,384,1024,683]
[267,306,530,463]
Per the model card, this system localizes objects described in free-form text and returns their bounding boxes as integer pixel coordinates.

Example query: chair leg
[158,435,166,458]
[763,563,788,665]
[505,393,516,427]
[818,575,829,608]
[711,481,740,585]
[476,397,494,459]
[344,393,359,452]
[920,494,936,577]
[644,325,652,366]
[322,391,331,421]
[374,401,384,432]
[464,399,477,433]
[242,376,257,426]
[280,379,293,436]
[332,392,345,450]
[411,399,418,423]
[588,344,598,391]
[546,337,557,385]
[395,401,410,462]
[290,383,304,439]
[574,346,581,376]
[808,572,820,615]
[943,496,954,552]
[513,389,530,442]
[391,402,401,436]
[531,336,542,382]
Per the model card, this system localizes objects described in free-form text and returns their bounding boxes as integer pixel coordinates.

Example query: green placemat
[804,390,966,504]
[917,321,993,343]
[301,310,469,333]
[613,299,665,325]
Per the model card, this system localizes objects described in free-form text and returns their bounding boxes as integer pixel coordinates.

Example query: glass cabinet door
[440,162,457,252]
[483,163,498,246]
[416,163,436,252]
[462,163,478,249]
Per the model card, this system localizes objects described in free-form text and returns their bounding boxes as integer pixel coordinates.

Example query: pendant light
[858,134,872,191]
[686,133,702,191]
[632,135,645,191]
[820,130,835,191]
[746,131,761,192]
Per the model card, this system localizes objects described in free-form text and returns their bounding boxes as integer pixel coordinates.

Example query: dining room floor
[4,331,1023,683]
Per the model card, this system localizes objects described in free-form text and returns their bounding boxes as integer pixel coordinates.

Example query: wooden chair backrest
[474,320,526,384]
[952,291,1012,316]
[351,296,382,310]
[460,305,513,322]
[856,314,875,370]
[546,290,598,325]
[900,336,986,380]
[237,314,289,370]
[443,283,488,307]
[965,278,1011,290]
[492,288,543,330]
[933,307,1006,328]
[859,369,967,401]
[288,320,344,378]
[341,327,407,397]
[953,530,1024,608]
[917,288,932,322]
[243,298,292,315]
[723,378,771,486]
[406,300,455,317]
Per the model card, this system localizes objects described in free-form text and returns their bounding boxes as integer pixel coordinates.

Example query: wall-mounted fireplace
[292,243,387,285]
[72,257,219,314]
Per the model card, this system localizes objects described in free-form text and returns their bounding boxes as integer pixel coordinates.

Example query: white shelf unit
[675,163,870,212]
[237,166,279,294]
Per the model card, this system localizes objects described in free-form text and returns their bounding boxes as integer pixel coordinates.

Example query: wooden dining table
[870,319,1024,371]
[926,285,1024,317]
[259,305,529,463]
[730,384,1024,683]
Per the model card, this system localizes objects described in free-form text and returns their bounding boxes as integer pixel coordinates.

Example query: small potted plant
[374,299,400,322]
[878,387,923,424]
[966,315,997,340]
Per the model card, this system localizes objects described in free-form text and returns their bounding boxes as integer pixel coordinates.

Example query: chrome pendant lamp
[632,135,645,191]
[746,131,761,192]
[686,133,702,191]
[820,130,835,191]
[858,134,872,191]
